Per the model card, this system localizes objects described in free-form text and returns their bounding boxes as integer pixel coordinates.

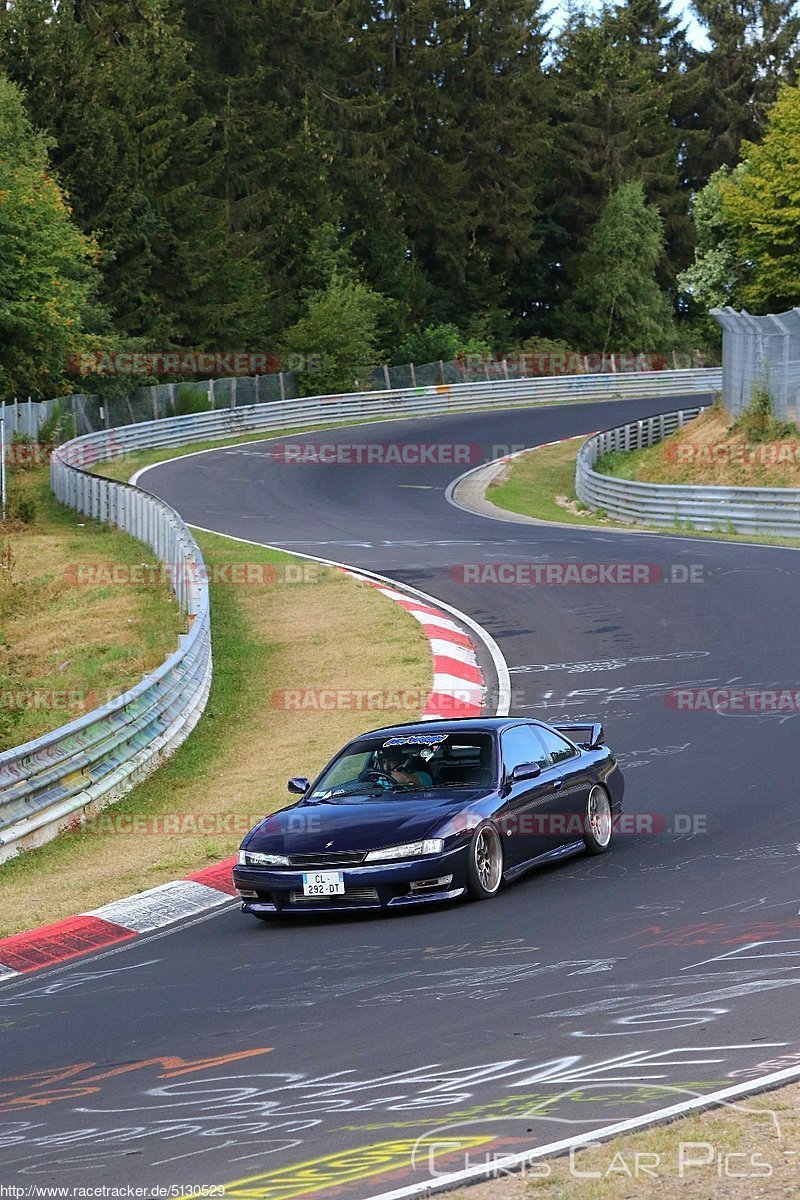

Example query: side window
[501,725,549,775]
[534,726,578,766]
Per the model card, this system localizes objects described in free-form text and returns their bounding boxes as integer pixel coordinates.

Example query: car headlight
[364,839,444,863]
[237,849,290,866]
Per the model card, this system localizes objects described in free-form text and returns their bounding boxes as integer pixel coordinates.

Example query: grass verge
[596,406,800,489]
[442,1081,800,1199]
[0,529,431,937]
[0,466,181,751]
[487,438,800,548]
[486,440,611,528]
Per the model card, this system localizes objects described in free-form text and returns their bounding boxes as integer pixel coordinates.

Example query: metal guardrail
[0,368,719,861]
[0,465,211,863]
[52,368,721,465]
[576,407,800,535]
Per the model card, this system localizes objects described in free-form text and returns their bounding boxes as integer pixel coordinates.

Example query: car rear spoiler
[553,722,605,750]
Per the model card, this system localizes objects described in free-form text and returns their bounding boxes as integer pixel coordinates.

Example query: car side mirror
[287,777,310,795]
[511,762,541,782]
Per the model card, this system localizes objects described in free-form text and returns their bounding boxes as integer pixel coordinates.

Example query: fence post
[279,372,286,402]
[409,362,417,387]
[230,377,237,409]
[208,378,215,408]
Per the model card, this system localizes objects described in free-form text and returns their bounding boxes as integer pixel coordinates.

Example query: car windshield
[309,732,496,799]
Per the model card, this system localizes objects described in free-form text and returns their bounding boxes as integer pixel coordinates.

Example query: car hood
[244,790,486,853]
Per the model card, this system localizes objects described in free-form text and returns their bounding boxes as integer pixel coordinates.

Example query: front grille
[287,851,367,867]
[289,887,379,905]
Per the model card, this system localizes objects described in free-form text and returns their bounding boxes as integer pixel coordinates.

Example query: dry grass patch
[486,424,800,546]
[598,406,800,488]
[0,531,431,935]
[444,1081,800,1200]
[0,467,181,750]
[487,439,613,527]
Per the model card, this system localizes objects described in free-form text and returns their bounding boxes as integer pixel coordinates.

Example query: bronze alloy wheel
[467,823,504,898]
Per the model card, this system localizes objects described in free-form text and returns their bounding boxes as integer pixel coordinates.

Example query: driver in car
[376,747,431,789]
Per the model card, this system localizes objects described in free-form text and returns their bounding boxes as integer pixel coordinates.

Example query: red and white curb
[0,579,487,979]
[359,580,484,718]
[0,859,236,979]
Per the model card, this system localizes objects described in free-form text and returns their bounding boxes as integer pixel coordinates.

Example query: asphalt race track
[3,395,800,1198]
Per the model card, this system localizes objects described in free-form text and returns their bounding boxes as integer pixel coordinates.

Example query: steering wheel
[361,768,413,790]
[363,768,400,784]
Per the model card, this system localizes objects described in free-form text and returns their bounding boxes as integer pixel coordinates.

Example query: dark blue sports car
[233,717,624,917]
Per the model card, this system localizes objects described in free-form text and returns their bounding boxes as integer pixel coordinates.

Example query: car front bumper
[232,846,466,914]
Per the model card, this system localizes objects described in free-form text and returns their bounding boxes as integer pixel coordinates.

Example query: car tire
[583,784,613,854]
[466,823,504,899]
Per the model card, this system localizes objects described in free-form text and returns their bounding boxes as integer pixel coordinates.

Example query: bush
[734,380,796,442]
[37,399,76,449]
[9,493,36,524]
[174,382,211,415]
[280,277,384,395]
[2,482,36,524]
[394,323,492,365]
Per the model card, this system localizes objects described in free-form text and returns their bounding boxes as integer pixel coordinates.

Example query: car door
[530,724,592,847]
[498,724,565,865]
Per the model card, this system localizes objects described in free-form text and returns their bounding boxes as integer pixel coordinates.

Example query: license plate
[302,871,345,897]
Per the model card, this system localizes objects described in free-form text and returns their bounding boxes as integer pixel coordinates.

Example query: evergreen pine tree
[2,0,207,344]
[686,0,800,181]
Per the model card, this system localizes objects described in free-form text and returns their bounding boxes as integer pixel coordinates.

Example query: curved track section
[2,395,800,1198]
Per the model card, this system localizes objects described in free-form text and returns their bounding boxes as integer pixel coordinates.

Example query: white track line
[185,524,511,715]
[363,1063,800,1199]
